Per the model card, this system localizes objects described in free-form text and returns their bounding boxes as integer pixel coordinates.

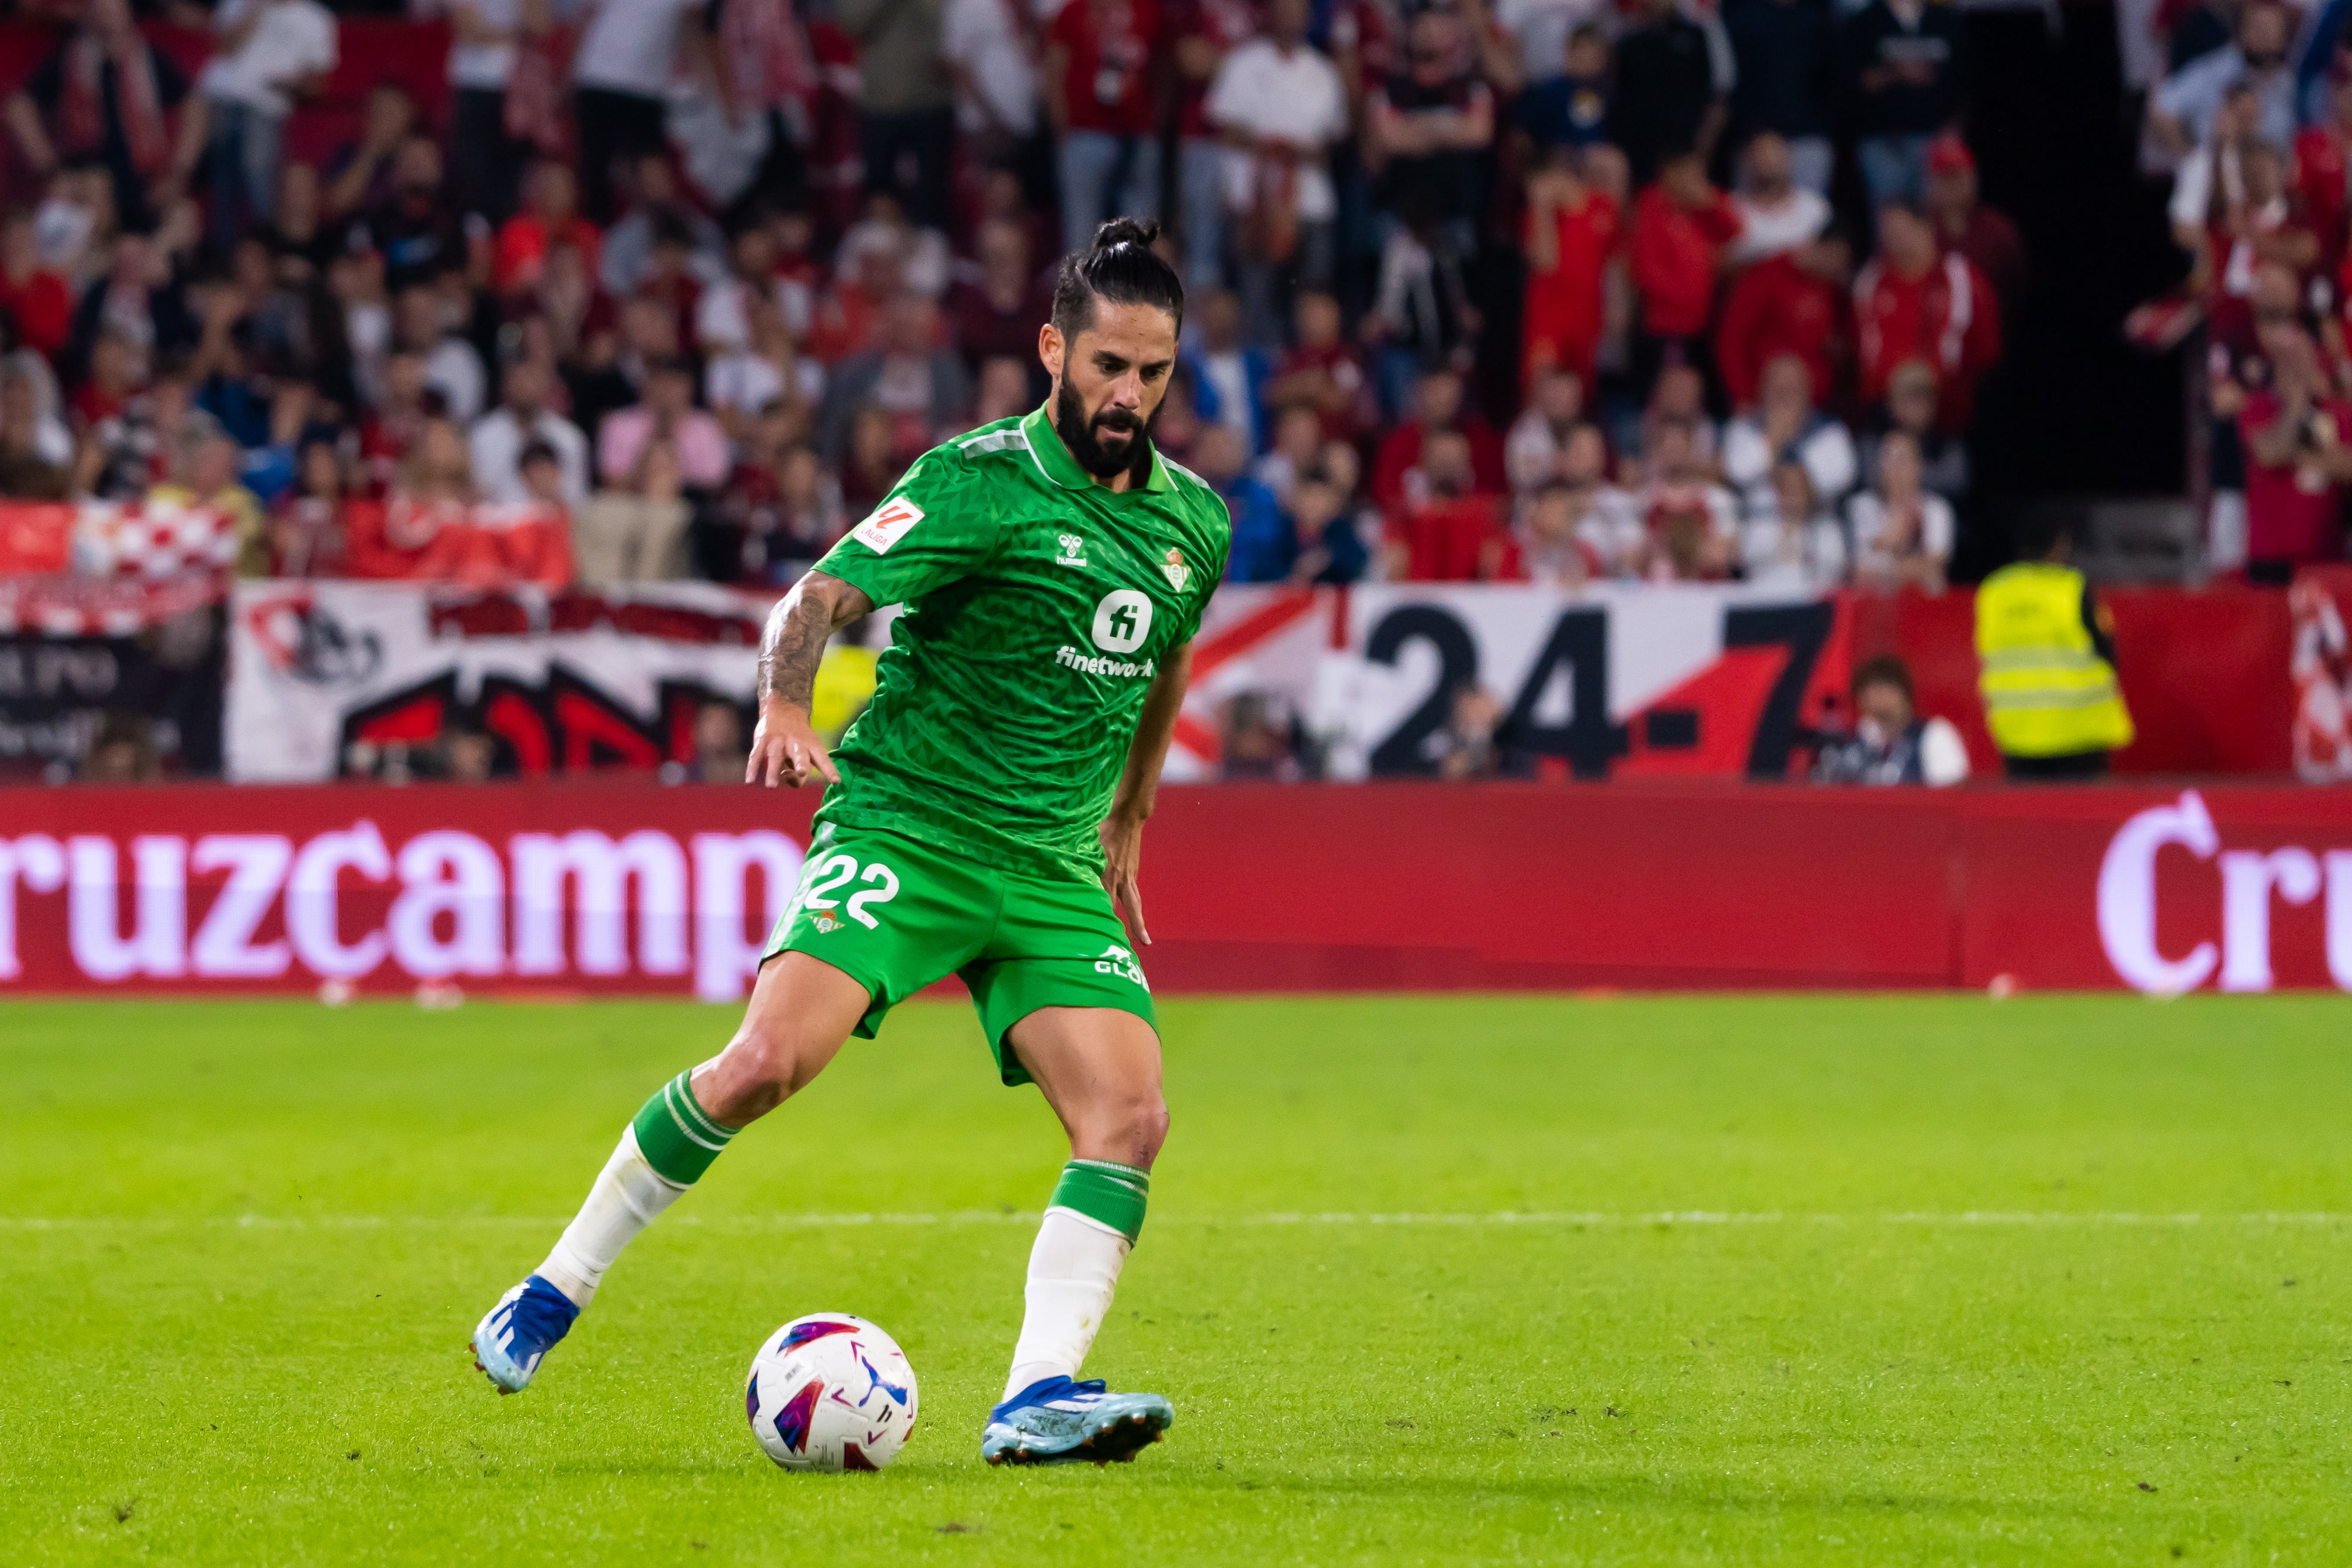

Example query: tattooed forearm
[756,571,874,705]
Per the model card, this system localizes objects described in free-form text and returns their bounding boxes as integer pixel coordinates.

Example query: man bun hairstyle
[1051,218,1185,342]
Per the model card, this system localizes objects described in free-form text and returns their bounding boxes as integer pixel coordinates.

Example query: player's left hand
[1099,812,1151,945]
[746,699,840,788]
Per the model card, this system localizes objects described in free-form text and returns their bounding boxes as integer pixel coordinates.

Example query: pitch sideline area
[3,994,2347,1564]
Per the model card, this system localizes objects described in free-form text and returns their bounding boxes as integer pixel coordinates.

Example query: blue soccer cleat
[469,1275,580,1394]
[981,1376,1174,1466]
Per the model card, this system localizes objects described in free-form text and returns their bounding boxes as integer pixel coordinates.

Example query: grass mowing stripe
[5,1210,2352,1228]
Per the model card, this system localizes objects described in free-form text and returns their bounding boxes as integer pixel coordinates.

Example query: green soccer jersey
[809,404,1232,885]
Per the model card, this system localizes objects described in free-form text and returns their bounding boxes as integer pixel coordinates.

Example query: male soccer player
[470,219,1230,1468]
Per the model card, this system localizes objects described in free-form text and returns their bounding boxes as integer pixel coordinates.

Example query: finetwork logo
[1055,646,1156,679]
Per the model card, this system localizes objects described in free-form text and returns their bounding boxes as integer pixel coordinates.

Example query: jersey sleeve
[813,448,1001,608]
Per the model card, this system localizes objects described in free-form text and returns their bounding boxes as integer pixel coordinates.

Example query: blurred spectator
[1727,0,1835,193]
[4,0,207,232]
[1847,429,1952,590]
[1721,352,1856,516]
[943,0,1040,180]
[837,192,954,299]
[444,0,554,225]
[1855,199,1999,430]
[1740,459,1847,591]
[1632,418,1737,579]
[578,432,689,583]
[1435,683,1521,778]
[1266,290,1365,442]
[66,233,193,397]
[1506,366,1587,493]
[440,717,501,783]
[838,402,907,510]
[473,358,590,504]
[68,326,141,433]
[1729,132,1829,263]
[361,138,468,293]
[395,413,478,509]
[2239,326,2352,579]
[1285,466,1370,583]
[80,711,164,783]
[200,0,338,253]
[1716,230,1849,411]
[2298,72,2352,279]
[973,355,1031,425]
[0,208,72,361]
[1511,476,1602,587]
[820,293,970,464]
[270,432,348,576]
[1048,0,1163,253]
[1612,0,1729,185]
[1385,428,1510,580]
[1640,360,1719,466]
[948,218,1050,375]
[1841,0,1967,209]
[570,0,701,225]
[396,284,486,423]
[2147,1,2296,162]
[601,154,726,298]
[1184,286,1271,451]
[1253,403,1322,499]
[844,0,956,227]
[1522,149,1621,398]
[1812,654,1969,785]
[1629,151,1741,395]
[1167,0,1254,288]
[733,438,845,580]
[1514,25,1613,157]
[149,413,265,575]
[1220,690,1297,780]
[1366,9,1496,250]
[682,698,749,781]
[1371,367,1505,509]
[324,83,416,222]
[494,161,602,297]
[1923,133,2023,312]
[1199,423,1292,580]
[602,359,730,489]
[707,294,823,442]
[1873,357,1970,500]
[0,373,71,500]
[1208,0,1348,336]
[1364,196,1478,419]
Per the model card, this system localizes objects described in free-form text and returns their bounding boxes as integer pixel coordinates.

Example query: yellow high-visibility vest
[1975,561,2134,758]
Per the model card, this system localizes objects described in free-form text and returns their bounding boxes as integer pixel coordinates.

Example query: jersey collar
[1022,403,1174,495]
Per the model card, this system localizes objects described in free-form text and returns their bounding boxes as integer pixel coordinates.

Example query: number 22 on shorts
[798,852,901,931]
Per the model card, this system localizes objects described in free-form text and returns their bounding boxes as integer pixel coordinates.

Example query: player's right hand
[746,700,841,788]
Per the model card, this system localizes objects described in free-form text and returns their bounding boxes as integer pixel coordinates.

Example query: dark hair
[518,439,560,468]
[1850,654,1916,704]
[2013,511,2074,560]
[1051,218,1184,342]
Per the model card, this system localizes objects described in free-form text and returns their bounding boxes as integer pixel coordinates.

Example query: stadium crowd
[0,0,2035,598]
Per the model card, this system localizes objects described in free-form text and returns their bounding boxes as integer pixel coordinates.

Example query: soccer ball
[744,1313,919,1472]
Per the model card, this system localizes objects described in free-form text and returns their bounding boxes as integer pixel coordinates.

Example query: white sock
[536,1126,688,1308]
[1003,1206,1132,1401]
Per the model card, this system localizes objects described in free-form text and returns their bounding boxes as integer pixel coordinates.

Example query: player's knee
[1085,1090,1168,1169]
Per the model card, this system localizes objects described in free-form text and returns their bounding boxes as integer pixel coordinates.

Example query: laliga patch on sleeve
[852,497,925,554]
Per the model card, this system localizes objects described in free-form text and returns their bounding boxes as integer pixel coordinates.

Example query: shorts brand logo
[1094,943,1148,989]
[1091,590,1152,654]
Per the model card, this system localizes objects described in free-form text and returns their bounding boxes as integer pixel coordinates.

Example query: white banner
[1170,583,1848,781]
[227,581,779,782]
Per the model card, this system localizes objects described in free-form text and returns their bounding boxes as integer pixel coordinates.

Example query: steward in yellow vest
[1975,524,2133,778]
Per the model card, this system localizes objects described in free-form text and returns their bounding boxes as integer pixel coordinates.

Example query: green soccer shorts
[760,824,1157,1085]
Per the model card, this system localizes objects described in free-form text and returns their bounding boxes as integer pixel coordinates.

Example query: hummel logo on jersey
[852,497,925,553]
[1160,548,1191,593]
[1055,533,1089,567]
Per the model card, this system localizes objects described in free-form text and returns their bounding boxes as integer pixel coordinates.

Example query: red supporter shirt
[1715,252,1847,409]
[0,268,71,357]
[2240,388,2352,565]
[1370,417,1508,510]
[494,215,604,295]
[2297,124,2352,273]
[1389,493,1506,581]
[1853,252,2002,427]
[1522,188,1620,387]
[1053,0,1161,136]
[1167,0,1257,139]
[1629,185,1740,339]
[1272,342,1368,440]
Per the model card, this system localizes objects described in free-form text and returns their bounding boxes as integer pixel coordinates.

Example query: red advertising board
[4,781,2350,999]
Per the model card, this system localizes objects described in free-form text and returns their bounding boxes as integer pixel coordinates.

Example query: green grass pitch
[4,992,2349,1564]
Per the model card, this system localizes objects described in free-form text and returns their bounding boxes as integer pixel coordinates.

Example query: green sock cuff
[1048,1158,1150,1243]
[630,1072,737,1186]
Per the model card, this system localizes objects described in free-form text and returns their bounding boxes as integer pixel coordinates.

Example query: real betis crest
[1160,547,1191,593]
